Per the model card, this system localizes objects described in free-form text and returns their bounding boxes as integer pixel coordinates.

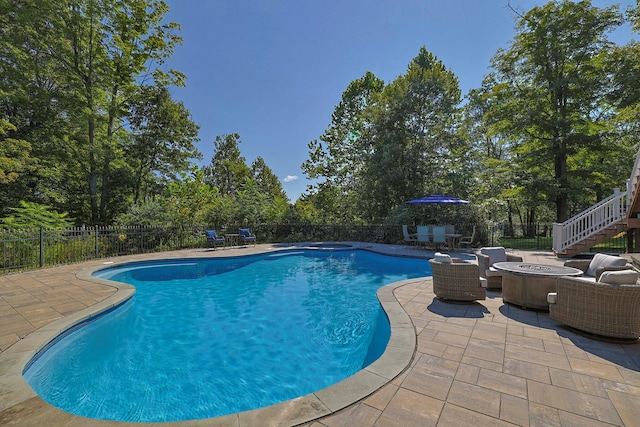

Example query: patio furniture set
[430,247,640,341]
[204,228,257,250]
[403,224,465,251]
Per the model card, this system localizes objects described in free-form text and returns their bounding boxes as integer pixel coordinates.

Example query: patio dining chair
[402,225,417,245]
[417,225,431,248]
[458,225,476,249]
[432,226,446,250]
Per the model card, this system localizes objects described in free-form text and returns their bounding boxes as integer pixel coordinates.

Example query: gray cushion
[586,253,628,277]
[598,269,639,285]
[433,252,453,264]
[485,267,502,277]
[480,247,507,265]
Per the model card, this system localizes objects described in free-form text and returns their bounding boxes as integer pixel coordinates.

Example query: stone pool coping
[0,243,421,426]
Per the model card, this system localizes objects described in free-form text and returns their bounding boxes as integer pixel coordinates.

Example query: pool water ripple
[24,250,429,422]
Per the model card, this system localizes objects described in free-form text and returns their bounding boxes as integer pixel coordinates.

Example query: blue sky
[163,0,636,202]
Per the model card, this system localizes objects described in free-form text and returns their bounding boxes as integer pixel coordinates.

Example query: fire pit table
[493,262,583,310]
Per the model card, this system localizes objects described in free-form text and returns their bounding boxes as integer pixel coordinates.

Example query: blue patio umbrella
[405,194,470,205]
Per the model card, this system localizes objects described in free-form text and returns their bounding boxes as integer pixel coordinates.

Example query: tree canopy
[1,0,639,230]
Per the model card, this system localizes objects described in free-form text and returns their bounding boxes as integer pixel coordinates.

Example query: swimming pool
[23,249,430,422]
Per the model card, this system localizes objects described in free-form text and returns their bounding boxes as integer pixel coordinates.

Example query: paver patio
[1,243,639,426]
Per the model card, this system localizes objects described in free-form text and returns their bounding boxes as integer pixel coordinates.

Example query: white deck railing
[552,188,627,255]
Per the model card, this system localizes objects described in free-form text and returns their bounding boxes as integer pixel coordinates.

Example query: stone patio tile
[522,326,561,342]
[441,345,465,362]
[362,383,398,411]
[606,388,640,426]
[527,380,623,425]
[557,410,622,427]
[416,327,435,343]
[568,357,626,382]
[499,394,529,426]
[506,333,545,351]
[454,363,480,384]
[502,358,551,384]
[562,342,591,360]
[505,343,571,371]
[445,380,500,418]
[506,323,525,336]
[0,396,77,426]
[400,355,457,400]
[548,367,608,398]
[0,333,19,351]
[374,388,443,427]
[51,300,91,316]
[2,294,42,309]
[432,330,470,348]
[416,338,447,357]
[617,366,640,387]
[476,368,527,398]
[471,322,507,344]
[423,320,473,337]
[437,403,514,427]
[542,340,566,355]
[317,403,381,427]
[601,379,640,396]
[528,402,561,427]
[460,355,503,372]
[401,301,428,317]
[464,337,505,365]
[585,347,640,371]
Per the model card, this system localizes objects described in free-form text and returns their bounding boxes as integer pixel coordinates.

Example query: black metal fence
[0,222,627,275]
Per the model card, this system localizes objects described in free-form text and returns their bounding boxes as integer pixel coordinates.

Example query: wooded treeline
[1,1,639,231]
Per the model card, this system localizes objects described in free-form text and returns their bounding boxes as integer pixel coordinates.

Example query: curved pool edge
[0,271,135,419]
[0,245,424,427]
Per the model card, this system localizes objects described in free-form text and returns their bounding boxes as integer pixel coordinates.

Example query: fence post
[39,227,44,268]
[95,225,99,259]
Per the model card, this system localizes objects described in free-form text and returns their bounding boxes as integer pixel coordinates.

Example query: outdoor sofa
[548,270,640,340]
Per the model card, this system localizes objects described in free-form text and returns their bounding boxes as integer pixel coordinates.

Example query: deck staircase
[552,146,640,257]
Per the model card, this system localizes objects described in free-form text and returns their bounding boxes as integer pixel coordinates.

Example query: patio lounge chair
[548,272,640,340]
[239,228,257,246]
[429,253,487,302]
[205,230,225,250]
[563,253,634,281]
[476,247,523,289]
[402,225,417,245]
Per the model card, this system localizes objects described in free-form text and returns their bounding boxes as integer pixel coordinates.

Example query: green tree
[0,0,186,224]
[126,85,201,204]
[485,0,624,222]
[0,201,73,229]
[0,120,37,185]
[363,47,462,221]
[250,156,288,202]
[203,133,251,196]
[301,71,384,221]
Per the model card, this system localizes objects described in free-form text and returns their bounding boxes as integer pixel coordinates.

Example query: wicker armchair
[549,276,640,340]
[429,257,486,302]
[476,247,523,289]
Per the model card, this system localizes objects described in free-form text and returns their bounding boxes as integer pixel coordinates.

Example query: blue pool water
[24,249,430,422]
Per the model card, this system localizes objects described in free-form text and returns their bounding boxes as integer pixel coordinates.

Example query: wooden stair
[556,223,625,258]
